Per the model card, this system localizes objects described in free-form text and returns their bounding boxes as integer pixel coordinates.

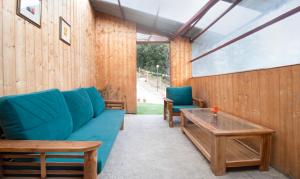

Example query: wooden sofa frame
[163,98,205,128]
[0,100,125,179]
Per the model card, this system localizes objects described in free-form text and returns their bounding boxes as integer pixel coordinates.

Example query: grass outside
[137,103,163,115]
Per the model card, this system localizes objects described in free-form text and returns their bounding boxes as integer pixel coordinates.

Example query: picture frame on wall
[59,17,71,45]
[17,0,42,28]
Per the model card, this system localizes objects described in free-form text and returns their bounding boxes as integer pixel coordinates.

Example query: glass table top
[181,108,264,132]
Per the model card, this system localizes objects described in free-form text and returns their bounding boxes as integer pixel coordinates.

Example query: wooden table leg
[0,157,3,178]
[84,149,98,179]
[180,113,187,133]
[259,134,272,171]
[211,136,226,176]
[40,152,47,179]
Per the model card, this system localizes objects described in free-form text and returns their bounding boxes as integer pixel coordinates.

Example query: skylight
[159,0,210,23]
[102,0,210,23]
[195,1,261,36]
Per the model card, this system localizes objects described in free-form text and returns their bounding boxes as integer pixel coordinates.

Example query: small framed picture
[59,17,71,45]
[17,0,42,28]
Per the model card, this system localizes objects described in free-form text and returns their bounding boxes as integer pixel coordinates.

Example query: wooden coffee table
[180,108,274,176]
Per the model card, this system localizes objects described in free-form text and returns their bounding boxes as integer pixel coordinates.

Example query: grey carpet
[100,115,288,179]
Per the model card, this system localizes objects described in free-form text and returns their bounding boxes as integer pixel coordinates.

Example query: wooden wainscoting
[0,0,97,96]
[191,64,300,179]
[95,13,137,113]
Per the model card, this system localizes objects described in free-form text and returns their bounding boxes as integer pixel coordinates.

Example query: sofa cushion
[62,89,94,132]
[84,87,105,117]
[46,109,125,173]
[166,86,193,105]
[173,105,198,113]
[0,89,73,140]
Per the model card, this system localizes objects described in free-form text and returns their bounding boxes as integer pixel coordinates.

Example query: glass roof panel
[121,0,160,15]
[195,3,261,36]
[192,0,294,55]
[159,0,210,23]
[102,0,211,24]
[195,1,231,30]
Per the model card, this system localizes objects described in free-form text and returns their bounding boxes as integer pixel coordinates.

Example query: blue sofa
[0,87,125,176]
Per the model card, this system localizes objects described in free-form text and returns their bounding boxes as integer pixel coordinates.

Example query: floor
[3,115,288,179]
[100,115,288,179]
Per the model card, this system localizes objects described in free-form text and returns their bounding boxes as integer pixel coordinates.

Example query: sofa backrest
[0,89,73,140]
[62,88,94,132]
[84,87,105,117]
[166,86,193,105]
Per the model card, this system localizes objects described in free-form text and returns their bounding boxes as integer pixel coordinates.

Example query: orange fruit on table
[211,107,219,113]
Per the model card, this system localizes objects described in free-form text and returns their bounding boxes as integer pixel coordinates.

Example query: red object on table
[211,107,219,114]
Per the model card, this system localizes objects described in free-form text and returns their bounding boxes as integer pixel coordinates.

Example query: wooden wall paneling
[53,0,60,88]
[0,0,2,96]
[95,13,136,113]
[15,14,26,94]
[292,65,300,178]
[259,69,280,167]
[73,0,79,88]
[170,37,192,87]
[48,0,55,89]
[191,65,300,179]
[1,0,97,96]
[70,0,74,88]
[35,20,43,91]
[62,0,68,90]
[279,67,292,174]
[42,0,49,90]
[58,0,63,89]
[3,0,16,95]
[25,23,35,93]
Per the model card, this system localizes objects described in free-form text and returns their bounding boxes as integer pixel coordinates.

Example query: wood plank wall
[170,37,192,87]
[191,64,300,179]
[0,0,97,96]
[95,13,137,113]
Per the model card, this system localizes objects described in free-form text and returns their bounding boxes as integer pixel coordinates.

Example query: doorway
[136,42,170,114]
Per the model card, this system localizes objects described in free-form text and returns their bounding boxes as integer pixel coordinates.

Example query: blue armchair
[163,86,205,127]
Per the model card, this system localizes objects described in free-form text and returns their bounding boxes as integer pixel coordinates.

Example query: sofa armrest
[193,98,206,108]
[163,97,173,103]
[0,140,101,153]
[0,140,100,178]
[105,100,125,110]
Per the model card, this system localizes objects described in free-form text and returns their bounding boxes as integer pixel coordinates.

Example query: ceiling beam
[191,0,242,42]
[137,40,170,44]
[172,0,219,39]
[118,0,126,20]
[182,15,202,37]
[153,5,160,29]
[190,5,300,62]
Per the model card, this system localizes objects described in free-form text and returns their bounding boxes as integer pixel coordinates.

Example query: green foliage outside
[137,44,169,74]
[137,103,163,115]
